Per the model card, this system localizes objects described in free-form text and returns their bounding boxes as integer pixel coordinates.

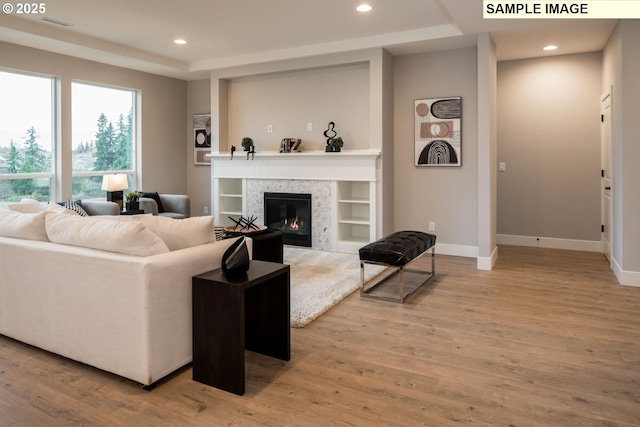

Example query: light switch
[499,162,506,172]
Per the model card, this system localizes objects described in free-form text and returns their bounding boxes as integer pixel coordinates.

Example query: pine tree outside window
[0,70,54,206]
[72,82,136,199]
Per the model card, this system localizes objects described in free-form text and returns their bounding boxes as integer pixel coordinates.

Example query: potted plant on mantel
[241,137,254,152]
[125,191,142,211]
[329,136,344,152]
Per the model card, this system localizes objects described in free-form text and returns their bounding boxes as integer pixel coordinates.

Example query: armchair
[140,193,190,219]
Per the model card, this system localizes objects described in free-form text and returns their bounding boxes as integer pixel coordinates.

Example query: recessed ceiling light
[543,45,558,51]
[174,39,187,45]
[357,4,372,12]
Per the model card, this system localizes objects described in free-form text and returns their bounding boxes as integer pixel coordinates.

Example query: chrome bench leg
[360,246,435,303]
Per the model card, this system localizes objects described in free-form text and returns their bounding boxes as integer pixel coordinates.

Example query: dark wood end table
[120,209,145,215]
[192,260,290,395]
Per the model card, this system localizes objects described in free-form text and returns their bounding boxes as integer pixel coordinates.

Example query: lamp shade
[101,174,129,191]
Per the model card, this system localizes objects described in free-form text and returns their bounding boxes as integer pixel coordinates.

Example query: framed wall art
[414,97,461,167]
[193,114,211,165]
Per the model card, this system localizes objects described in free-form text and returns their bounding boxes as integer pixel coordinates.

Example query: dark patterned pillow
[63,199,89,217]
[141,191,165,213]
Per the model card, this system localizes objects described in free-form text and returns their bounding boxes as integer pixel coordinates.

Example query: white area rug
[285,246,386,328]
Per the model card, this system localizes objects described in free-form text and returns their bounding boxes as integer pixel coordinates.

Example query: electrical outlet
[429,221,436,231]
[204,206,208,214]
[267,124,273,133]
[307,122,313,131]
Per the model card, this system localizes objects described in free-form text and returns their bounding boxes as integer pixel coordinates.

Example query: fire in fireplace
[264,192,312,247]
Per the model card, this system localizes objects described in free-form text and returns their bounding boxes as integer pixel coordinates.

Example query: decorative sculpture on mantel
[230,145,236,160]
[324,121,337,152]
[323,121,343,152]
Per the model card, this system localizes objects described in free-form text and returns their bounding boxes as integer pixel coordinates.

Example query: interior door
[601,89,612,263]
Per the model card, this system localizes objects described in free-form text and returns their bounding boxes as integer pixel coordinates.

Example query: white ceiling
[0,0,618,80]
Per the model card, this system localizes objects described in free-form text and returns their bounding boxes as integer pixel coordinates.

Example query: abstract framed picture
[414,97,461,167]
[193,114,211,165]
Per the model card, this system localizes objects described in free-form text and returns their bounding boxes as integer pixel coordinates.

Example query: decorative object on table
[414,97,461,167]
[280,138,302,153]
[226,215,265,233]
[230,145,236,160]
[323,122,337,152]
[193,114,211,165]
[241,137,254,151]
[101,173,129,210]
[329,136,343,152]
[246,146,255,160]
[125,190,142,211]
[220,236,250,277]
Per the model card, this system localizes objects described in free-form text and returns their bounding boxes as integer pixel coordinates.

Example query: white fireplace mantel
[209,149,381,253]
[208,149,381,182]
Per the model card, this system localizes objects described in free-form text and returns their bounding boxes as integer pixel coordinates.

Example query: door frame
[601,87,613,264]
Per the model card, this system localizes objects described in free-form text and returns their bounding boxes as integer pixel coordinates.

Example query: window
[0,70,54,207]
[72,82,136,199]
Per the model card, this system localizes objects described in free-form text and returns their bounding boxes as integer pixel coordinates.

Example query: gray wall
[393,47,479,254]
[497,52,602,242]
[0,41,187,198]
[186,79,211,217]
[225,64,370,152]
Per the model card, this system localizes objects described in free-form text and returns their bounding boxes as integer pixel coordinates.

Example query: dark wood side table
[192,260,290,395]
[120,209,145,215]
[246,228,284,263]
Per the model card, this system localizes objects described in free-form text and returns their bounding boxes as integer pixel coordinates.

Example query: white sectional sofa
[0,201,250,387]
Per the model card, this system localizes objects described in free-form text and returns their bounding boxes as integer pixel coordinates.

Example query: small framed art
[414,97,461,167]
[194,114,211,165]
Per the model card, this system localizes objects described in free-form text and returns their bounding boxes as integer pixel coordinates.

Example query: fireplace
[264,192,312,247]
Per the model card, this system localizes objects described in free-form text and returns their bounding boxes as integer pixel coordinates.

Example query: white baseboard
[433,243,495,270]
[496,234,601,253]
[477,246,498,271]
[612,256,640,287]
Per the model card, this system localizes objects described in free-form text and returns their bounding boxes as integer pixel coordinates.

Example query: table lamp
[101,174,128,210]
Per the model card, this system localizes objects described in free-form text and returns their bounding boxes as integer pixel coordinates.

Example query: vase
[126,201,139,211]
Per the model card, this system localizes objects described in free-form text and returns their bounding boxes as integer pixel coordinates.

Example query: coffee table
[192,260,290,395]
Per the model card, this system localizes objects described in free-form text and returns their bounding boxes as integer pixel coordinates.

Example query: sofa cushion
[141,192,165,213]
[8,198,45,213]
[47,202,76,215]
[45,212,170,256]
[0,209,49,241]
[135,215,215,251]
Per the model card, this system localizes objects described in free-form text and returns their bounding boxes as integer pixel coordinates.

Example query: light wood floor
[2,245,640,427]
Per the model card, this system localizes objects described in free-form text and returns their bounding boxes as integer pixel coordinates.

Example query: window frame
[0,69,141,206]
[71,80,139,200]
[0,68,56,204]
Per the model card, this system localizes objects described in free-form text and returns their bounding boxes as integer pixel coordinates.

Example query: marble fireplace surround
[209,150,381,251]
[247,179,332,250]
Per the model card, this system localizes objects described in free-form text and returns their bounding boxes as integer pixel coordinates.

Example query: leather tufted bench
[359,230,436,303]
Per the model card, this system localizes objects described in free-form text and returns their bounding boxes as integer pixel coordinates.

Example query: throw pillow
[141,192,165,213]
[134,215,215,251]
[61,199,89,217]
[8,198,46,213]
[45,212,170,257]
[0,209,49,241]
